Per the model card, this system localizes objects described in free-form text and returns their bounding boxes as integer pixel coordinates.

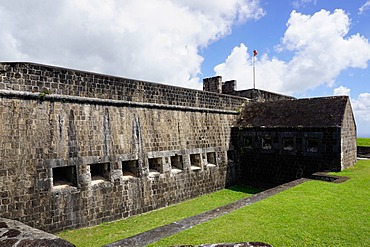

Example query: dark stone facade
[232,96,357,188]
[232,127,343,188]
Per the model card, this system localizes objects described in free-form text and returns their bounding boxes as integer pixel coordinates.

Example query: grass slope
[57,185,260,247]
[357,138,370,147]
[150,160,370,247]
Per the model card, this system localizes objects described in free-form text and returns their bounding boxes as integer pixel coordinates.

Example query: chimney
[203,76,222,94]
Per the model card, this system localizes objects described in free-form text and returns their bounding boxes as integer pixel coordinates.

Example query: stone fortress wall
[0,62,357,234]
[0,62,247,232]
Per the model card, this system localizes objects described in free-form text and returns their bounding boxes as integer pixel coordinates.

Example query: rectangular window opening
[171,155,183,173]
[52,166,77,188]
[307,138,319,152]
[122,160,139,177]
[283,138,294,151]
[262,136,272,150]
[149,157,163,174]
[90,162,110,182]
[206,152,217,167]
[190,154,201,170]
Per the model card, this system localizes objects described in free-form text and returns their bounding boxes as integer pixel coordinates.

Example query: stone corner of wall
[0,217,75,247]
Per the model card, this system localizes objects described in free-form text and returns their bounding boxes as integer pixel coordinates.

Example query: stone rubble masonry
[0,62,246,111]
[0,62,248,233]
[340,100,357,170]
[0,217,75,246]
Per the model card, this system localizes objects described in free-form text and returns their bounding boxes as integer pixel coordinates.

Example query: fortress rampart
[0,63,245,110]
[0,62,247,232]
[0,62,357,234]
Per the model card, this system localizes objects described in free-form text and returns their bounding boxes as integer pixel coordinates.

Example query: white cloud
[333,86,351,96]
[352,93,370,122]
[214,9,370,95]
[0,0,264,89]
[214,44,286,91]
[352,93,370,137]
[214,44,252,89]
[359,0,370,14]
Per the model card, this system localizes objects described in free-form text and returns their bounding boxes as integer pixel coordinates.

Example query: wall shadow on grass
[225,185,263,195]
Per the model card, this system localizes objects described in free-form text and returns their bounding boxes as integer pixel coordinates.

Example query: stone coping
[311,172,350,183]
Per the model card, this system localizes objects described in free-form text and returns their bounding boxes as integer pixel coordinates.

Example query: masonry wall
[234,89,295,102]
[0,62,247,232]
[233,127,342,188]
[340,100,357,169]
[202,76,295,102]
[0,62,243,110]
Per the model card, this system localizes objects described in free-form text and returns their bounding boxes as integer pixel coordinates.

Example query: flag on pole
[253,50,258,56]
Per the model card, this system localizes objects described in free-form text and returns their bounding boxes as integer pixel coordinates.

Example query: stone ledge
[173,242,273,247]
[311,172,349,183]
[0,89,239,114]
[0,218,74,247]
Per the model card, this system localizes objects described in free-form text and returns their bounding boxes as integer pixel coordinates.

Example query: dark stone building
[232,96,357,188]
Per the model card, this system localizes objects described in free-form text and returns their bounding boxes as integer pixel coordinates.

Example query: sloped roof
[235,96,349,128]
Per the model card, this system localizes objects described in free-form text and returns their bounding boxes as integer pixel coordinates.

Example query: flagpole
[253,55,255,89]
[252,50,257,89]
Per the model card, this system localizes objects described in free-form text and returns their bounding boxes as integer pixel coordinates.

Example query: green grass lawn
[57,185,260,247]
[149,160,370,247]
[59,160,370,247]
[357,137,370,147]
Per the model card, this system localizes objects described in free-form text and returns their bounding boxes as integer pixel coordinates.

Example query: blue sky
[1,0,369,136]
[202,0,370,96]
[201,0,370,137]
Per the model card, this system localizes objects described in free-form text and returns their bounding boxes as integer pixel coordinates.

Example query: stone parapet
[0,62,247,111]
